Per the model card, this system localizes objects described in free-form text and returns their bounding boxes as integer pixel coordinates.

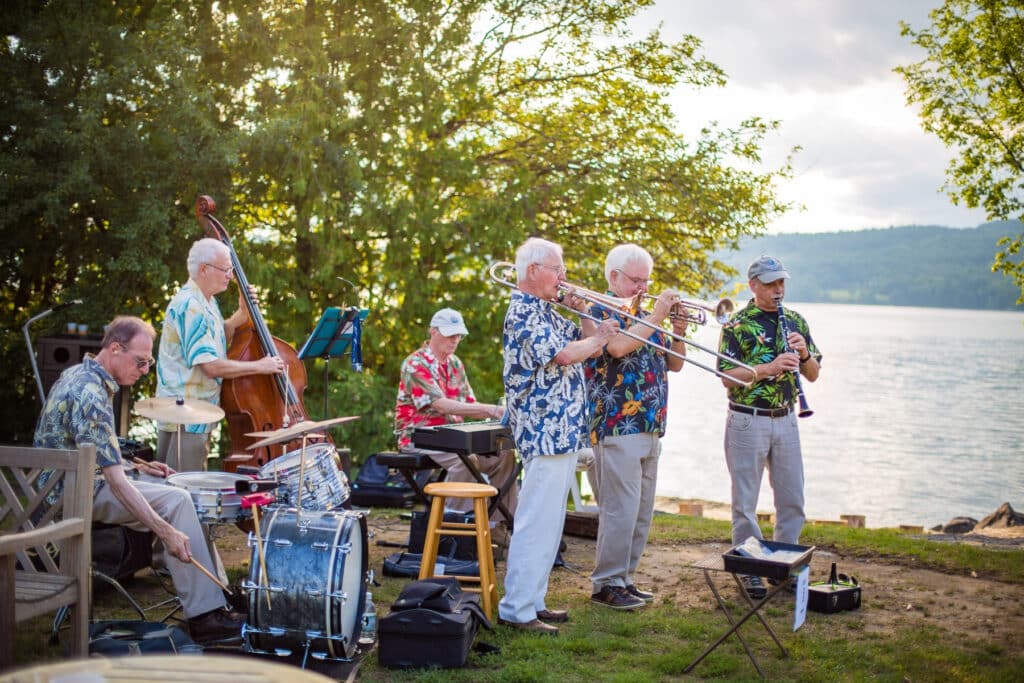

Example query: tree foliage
[1,0,791,456]
[897,0,1024,303]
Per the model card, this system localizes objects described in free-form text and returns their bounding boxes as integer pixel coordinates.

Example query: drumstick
[251,505,271,611]
[190,556,233,595]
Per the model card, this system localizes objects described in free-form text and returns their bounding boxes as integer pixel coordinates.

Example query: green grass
[7,509,1023,682]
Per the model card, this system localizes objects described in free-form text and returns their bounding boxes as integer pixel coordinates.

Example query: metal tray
[722,540,815,580]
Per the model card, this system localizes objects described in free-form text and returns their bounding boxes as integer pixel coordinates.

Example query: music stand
[298,306,369,417]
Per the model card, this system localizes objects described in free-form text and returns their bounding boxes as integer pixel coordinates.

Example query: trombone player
[587,244,688,610]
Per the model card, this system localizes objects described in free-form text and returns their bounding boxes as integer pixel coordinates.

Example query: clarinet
[774,297,813,418]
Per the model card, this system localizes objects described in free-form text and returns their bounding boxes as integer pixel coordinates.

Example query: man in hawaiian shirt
[497,237,618,635]
[718,255,821,600]
[34,316,242,644]
[393,307,516,520]
[587,244,689,610]
[155,237,285,472]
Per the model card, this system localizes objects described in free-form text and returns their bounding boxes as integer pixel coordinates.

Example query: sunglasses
[120,344,155,369]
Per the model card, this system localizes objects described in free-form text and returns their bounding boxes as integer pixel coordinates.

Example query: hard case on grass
[378,578,490,669]
[808,562,862,613]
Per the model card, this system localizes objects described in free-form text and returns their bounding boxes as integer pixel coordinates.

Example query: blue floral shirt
[33,355,124,499]
[502,290,588,461]
[156,279,226,434]
[585,299,671,443]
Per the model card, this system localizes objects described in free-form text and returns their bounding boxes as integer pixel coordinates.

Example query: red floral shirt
[394,342,476,448]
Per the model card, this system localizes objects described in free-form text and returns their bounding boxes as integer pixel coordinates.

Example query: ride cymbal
[245,415,360,450]
[135,397,226,425]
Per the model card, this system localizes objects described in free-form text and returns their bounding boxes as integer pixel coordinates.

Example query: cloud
[633,0,990,233]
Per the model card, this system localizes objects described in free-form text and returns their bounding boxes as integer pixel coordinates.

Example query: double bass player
[155,237,285,473]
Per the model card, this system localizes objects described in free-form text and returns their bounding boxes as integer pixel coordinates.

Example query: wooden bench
[0,444,95,669]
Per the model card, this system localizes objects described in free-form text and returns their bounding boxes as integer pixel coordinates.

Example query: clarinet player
[717,256,821,600]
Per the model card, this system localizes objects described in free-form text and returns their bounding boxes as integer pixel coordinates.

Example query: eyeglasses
[614,269,652,287]
[204,262,234,276]
[121,345,155,370]
[534,263,567,277]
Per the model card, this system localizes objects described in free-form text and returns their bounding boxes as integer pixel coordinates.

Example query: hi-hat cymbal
[135,397,226,425]
[246,415,361,450]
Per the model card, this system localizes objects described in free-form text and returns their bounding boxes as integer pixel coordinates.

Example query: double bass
[194,195,328,470]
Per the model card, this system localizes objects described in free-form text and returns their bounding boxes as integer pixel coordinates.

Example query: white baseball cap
[429,308,469,337]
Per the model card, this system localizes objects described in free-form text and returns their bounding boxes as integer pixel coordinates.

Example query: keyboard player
[393,307,518,524]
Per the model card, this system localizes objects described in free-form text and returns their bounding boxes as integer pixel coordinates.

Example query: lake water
[652,302,1024,529]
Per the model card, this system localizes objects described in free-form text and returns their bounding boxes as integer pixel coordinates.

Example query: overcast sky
[631,0,990,234]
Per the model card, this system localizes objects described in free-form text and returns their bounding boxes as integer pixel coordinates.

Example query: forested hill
[718,221,1023,310]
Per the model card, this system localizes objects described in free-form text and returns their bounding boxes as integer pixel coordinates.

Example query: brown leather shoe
[536,609,570,623]
[497,617,559,635]
[188,607,243,644]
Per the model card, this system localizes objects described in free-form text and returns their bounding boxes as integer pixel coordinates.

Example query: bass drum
[243,507,367,659]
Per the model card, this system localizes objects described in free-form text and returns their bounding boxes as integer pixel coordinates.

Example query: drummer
[394,307,518,525]
[155,237,285,473]
[33,316,243,644]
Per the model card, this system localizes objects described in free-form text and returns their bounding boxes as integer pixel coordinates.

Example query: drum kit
[133,397,369,662]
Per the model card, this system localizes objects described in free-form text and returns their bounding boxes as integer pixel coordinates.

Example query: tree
[1,1,792,458]
[897,0,1024,303]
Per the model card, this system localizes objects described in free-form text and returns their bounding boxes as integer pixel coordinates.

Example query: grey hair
[514,237,563,280]
[605,244,653,283]
[187,238,229,279]
[101,316,156,350]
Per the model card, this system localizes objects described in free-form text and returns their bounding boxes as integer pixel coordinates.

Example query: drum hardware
[256,443,351,512]
[134,396,225,472]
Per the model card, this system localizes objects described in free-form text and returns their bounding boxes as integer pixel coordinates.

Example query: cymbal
[135,397,226,425]
[245,415,360,450]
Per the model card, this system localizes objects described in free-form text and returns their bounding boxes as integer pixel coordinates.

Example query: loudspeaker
[37,336,130,435]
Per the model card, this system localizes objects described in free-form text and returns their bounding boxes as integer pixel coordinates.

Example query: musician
[33,316,242,644]
[155,237,285,473]
[393,307,517,522]
[498,238,618,635]
[586,244,688,610]
[718,255,821,599]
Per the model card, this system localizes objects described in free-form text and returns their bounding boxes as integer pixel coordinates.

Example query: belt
[729,403,793,418]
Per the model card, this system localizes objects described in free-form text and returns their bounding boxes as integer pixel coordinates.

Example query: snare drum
[257,443,351,511]
[243,507,368,659]
[166,472,253,525]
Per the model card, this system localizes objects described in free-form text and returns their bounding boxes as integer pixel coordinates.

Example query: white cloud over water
[632,0,991,233]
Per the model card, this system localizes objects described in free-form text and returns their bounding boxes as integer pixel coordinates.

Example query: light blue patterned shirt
[33,355,123,499]
[156,279,226,434]
[502,291,588,461]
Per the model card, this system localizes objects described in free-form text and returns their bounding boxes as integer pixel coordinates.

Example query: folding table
[685,549,812,678]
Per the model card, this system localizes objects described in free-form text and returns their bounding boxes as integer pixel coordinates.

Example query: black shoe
[591,585,645,610]
[625,584,654,603]
[739,575,767,601]
[768,577,796,594]
[188,607,243,644]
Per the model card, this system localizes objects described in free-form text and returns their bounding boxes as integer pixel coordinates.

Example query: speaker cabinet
[37,335,130,436]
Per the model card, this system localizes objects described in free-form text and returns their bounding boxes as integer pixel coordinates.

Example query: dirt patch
[204,501,1024,655]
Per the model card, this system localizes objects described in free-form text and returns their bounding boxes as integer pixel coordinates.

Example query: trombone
[581,289,736,326]
[488,261,754,386]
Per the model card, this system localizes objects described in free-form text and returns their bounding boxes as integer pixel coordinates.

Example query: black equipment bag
[89,620,200,656]
[808,562,862,613]
[92,524,153,583]
[349,453,430,508]
[378,578,492,669]
[382,549,480,578]
[407,510,478,560]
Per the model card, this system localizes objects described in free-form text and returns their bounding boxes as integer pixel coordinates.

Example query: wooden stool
[417,481,499,620]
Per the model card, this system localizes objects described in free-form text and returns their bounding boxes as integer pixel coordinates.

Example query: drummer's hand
[161,528,192,564]
[139,460,174,478]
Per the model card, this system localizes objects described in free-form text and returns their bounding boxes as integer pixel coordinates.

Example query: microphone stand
[22,300,83,406]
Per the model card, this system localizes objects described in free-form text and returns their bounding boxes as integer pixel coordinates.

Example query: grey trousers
[92,479,227,618]
[591,433,660,592]
[422,449,519,523]
[724,409,805,545]
[157,430,210,474]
